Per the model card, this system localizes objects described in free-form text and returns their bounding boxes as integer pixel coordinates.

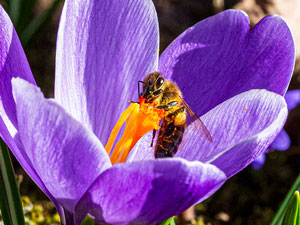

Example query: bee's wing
[180,98,212,143]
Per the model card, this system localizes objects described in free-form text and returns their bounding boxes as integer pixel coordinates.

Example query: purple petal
[0,5,35,138]
[270,129,291,151]
[55,0,159,145]
[75,158,225,225]
[0,117,65,217]
[176,89,287,178]
[285,90,300,110]
[12,78,111,212]
[159,10,294,117]
[0,6,61,217]
[251,152,266,170]
[126,131,155,162]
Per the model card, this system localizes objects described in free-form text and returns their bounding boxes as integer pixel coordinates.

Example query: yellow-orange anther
[105,97,165,165]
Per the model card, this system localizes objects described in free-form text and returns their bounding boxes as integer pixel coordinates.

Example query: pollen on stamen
[105,97,165,165]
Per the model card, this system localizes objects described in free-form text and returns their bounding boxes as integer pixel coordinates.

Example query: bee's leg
[155,105,168,109]
[156,101,178,110]
[151,129,157,147]
[129,100,139,104]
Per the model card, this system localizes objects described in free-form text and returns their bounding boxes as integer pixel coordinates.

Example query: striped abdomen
[154,107,186,158]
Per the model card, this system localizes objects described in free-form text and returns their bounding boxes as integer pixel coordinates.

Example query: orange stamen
[105,97,166,165]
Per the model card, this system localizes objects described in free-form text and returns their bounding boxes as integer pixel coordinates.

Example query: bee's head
[139,72,165,103]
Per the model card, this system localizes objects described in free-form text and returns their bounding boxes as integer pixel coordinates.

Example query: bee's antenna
[138,81,145,98]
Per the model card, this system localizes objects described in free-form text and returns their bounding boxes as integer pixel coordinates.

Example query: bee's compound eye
[156,77,164,89]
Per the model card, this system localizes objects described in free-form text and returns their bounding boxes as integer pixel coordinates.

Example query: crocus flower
[0,0,295,224]
[252,90,300,169]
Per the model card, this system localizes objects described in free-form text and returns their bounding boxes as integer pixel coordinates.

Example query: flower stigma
[105,97,166,165]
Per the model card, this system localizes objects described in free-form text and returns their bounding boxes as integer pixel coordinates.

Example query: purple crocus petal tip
[159,9,294,117]
[252,152,266,170]
[0,4,35,137]
[177,89,287,178]
[12,78,111,213]
[75,158,225,225]
[0,10,44,211]
[285,90,300,110]
[55,0,159,145]
[270,129,291,151]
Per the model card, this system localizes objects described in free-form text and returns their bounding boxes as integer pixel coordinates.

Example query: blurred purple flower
[252,90,300,169]
[0,0,295,224]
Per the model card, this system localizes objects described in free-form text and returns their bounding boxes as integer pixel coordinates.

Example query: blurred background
[0,0,299,224]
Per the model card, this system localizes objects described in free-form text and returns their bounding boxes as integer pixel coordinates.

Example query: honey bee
[139,72,212,158]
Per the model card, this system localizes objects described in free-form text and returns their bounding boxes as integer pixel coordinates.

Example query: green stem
[0,139,25,225]
[270,174,300,225]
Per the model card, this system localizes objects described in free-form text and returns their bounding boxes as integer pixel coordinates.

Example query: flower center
[105,97,166,165]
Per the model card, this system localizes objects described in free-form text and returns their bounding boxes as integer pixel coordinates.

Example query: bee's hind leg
[151,129,157,147]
